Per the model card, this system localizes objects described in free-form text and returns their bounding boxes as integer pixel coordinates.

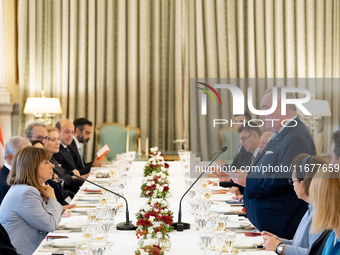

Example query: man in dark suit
[53,119,89,193]
[68,118,102,174]
[242,87,316,240]
[218,112,253,191]
[0,136,31,205]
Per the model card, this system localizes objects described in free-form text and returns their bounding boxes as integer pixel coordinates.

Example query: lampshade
[24,97,62,114]
[298,99,331,117]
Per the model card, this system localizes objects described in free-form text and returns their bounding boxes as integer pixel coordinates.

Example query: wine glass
[199,227,214,252]
[87,209,97,223]
[88,240,106,255]
[224,231,236,253]
[75,240,89,255]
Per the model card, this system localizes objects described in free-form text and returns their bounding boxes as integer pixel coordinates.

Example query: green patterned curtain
[18,0,189,160]
[18,0,340,160]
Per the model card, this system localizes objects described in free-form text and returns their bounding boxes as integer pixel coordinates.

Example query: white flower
[143,204,151,211]
[153,221,161,228]
[147,182,151,186]
[158,186,164,192]
[156,232,162,238]
[151,181,155,185]
[149,216,155,222]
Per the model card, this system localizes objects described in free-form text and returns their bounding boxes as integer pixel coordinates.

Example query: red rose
[164,163,169,168]
[144,211,158,219]
[136,218,153,227]
[161,215,173,225]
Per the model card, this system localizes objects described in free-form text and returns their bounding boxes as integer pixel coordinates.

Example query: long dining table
[34,161,276,255]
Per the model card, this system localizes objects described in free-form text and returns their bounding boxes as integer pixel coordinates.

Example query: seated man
[53,119,89,194]
[0,136,31,205]
[69,118,102,173]
[217,113,253,190]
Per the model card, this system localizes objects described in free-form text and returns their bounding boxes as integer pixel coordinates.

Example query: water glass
[224,231,236,252]
[75,240,88,255]
[88,240,106,255]
[199,227,214,251]
[87,209,97,223]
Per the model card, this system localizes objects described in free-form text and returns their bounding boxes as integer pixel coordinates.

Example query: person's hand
[72,169,81,179]
[216,159,227,167]
[39,184,56,200]
[262,231,282,251]
[92,158,102,167]
[234,195,243,201]
[261,231,276,237]
[52,173,59,182]
[62,204,76,211]
[262,235,282,251]
[208,180,218,186]
[232,171,248,187]
[81,173,90,179]
[209,169,230,179]
[230,186,241,196]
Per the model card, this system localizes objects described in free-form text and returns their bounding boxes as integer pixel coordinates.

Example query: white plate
[59,219,86,229]
[46,238,78,248]
[233,236,263,249]
[226,221,248,229]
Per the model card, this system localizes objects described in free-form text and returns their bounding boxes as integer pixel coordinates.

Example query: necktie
[78,147,85,167]
[272,132,279,141]
[251,154,257,165]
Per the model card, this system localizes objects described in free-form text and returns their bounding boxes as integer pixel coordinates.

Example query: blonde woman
[310,170,340,255]
[0,147,62,254]
[262,154,326,255]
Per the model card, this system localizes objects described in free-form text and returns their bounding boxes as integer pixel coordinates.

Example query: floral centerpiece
[144,149,169,177]
[137,148,173,251]
[141,172,170,199]
[135,244,164,255]
[136,200,174,251]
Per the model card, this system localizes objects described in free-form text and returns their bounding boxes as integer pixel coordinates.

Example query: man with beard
[69,118,102,173]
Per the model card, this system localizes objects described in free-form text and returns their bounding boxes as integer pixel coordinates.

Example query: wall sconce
[23,97,62,125]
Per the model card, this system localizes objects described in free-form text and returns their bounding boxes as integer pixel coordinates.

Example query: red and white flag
[0,125,5,167]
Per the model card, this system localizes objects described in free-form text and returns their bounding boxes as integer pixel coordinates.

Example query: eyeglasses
[240,133,252,142]
[288,178,301,185]
[47,137,59,142]
[31,136,48,141]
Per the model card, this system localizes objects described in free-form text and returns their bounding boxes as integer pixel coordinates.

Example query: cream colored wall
[3,0,18,103]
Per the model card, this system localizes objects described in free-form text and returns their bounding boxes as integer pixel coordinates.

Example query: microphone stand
[71,173,136,230]
[173,146,228,231]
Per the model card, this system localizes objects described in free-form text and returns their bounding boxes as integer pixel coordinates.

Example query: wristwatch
[276,243,284,255]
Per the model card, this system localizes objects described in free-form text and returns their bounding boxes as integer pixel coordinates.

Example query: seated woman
[262,154,327,255]
[0,147,62,255]
[310,169,340,255]
[32,138,75,209]
[45,126,85,198]
[45,127,78,208]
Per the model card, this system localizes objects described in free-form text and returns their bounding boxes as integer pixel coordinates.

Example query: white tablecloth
[34,161,275,255]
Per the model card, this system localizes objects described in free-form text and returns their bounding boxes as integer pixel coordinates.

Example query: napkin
[46,238,79,248]
[58,219,86,230]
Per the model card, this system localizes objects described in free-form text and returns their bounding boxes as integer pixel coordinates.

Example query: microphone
[173,146,228,231]
[69,172,136,231]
